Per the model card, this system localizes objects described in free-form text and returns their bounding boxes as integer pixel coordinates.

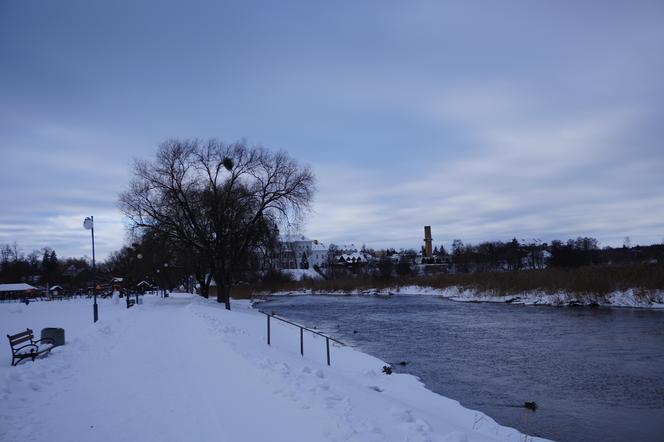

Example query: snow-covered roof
[338,252,367,262]
[50,285,64,291]
[279,234,311,243]
[311,242,328,251]
[137,280,153,287]
[0,283,38,292]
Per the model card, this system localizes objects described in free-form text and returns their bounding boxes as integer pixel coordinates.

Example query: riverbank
[257,285,664,308]
[260,294,664,442]
[0,294,545,442]
[245,263,664,309]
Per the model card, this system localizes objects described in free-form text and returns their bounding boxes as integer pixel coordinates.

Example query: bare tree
[118,139,314,309]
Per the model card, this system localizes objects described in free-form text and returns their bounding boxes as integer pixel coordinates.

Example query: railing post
[267,314,271,345]
[326,337,330,366]
[300,327,304,356]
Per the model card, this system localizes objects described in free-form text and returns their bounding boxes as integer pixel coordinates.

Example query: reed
[233,262,664,298]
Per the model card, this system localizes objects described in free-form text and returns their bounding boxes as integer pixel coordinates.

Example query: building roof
[279,234,311,243]
[311,242,328,251]
[338,252,368,262]
[0,283,38,292]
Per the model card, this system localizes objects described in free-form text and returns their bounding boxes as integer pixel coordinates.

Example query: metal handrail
[259,310,344,366]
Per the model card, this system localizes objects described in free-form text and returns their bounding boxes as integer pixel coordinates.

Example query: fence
[259,311,344,366]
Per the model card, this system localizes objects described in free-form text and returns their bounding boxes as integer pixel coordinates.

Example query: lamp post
[135,253,143,304]
[83,216,97,322]
[156,268,160,297]
[162,263,168,297]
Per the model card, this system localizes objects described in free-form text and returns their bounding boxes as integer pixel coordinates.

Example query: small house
[0,283,39,301]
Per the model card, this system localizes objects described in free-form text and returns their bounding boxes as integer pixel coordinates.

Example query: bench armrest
[33,338,54,346]
[12,343,38,354]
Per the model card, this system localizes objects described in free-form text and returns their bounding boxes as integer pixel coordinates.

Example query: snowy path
[1,295,547,442]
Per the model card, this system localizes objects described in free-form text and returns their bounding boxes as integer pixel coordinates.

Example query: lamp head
[83,217,93,230]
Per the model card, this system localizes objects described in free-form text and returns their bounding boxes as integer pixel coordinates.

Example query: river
[257,294,664,442]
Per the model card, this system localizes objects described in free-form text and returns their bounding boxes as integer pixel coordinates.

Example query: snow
[263,285,664,309]
[282,268,324,280]
[0,294,546,442]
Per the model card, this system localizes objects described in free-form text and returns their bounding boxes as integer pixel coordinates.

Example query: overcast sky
[1,0,663,259]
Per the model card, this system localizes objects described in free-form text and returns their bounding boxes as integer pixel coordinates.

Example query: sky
[1,0,664,260]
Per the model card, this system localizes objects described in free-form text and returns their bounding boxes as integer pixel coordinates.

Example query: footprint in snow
[97,325,113,336]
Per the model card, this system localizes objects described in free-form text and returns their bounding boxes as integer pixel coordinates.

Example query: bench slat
[8,329,32,340]
[10,334,34,345]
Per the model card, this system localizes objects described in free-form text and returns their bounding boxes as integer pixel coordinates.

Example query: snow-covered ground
[0,294,546,442]
[281,268,324,281]
[261,286,664,309]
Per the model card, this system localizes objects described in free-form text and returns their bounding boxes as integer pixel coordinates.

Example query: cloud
[2,0,663,258]
[305,88,664,249]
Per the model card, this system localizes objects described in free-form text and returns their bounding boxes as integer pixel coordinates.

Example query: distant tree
[300,252,309,269]
[549,237,599,267]
[395,259,413,277]
[452,239,464,256]
[327,244,340,266]
[506,237,525,270]
[41,248,59,283]
[377,257,394,279]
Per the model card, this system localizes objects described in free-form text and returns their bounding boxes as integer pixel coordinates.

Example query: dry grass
[232,262,664,298]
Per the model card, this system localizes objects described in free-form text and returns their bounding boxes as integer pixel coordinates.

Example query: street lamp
[83,216,97,323]
[162,263,169,297]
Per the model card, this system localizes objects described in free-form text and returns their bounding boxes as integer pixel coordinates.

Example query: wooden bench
[7,329,54,366]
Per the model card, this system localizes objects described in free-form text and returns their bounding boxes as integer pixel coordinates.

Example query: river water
[258,294,664,442]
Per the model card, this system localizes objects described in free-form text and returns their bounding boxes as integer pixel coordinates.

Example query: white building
[278,234,329,269]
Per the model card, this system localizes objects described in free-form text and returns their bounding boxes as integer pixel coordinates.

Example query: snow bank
[262,285,664,309]
[0,294,546,442]
[426,286,664,308]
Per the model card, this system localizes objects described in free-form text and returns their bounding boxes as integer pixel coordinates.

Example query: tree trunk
[215,284,231,310]
[195,273,209,298]
[214,272,232,310]
[223,284,231,310]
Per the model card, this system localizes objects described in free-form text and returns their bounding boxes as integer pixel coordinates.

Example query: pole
[326,337,330,366]
[267,315,271,345]
[91,216,98,323]
[300,327,304,356]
